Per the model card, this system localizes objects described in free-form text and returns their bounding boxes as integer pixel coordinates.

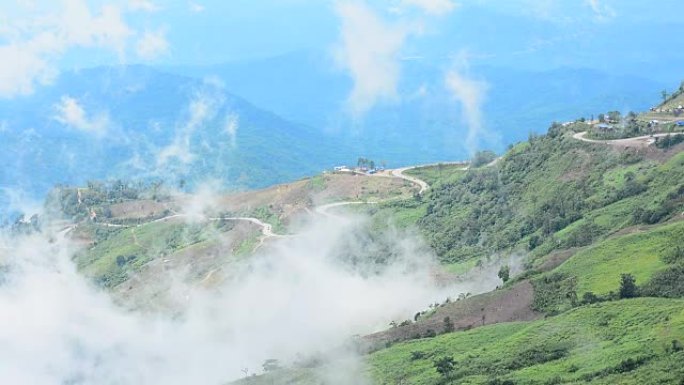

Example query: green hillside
[226,99,684,384]
[369,299,684,385]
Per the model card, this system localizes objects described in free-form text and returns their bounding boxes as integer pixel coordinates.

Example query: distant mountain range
[0,53,668,217]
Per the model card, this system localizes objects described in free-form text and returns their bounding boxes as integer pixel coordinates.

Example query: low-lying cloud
[53,95,110,136]
[0,205,499,384]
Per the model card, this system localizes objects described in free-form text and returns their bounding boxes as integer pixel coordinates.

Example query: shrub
[532,273,578,313]
[641,265,684,298]
[504,344,570,370]
[498,265,511,283]
[410,351,426,360]
[472,150,497,168]
[619,273,639,299]
[581,291,600,304]
[434,356,456,378]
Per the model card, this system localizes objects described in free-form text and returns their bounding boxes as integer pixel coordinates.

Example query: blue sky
[1,0,683,103]
[2,1,682,66]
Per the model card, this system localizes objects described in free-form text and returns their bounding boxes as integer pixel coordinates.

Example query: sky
[2,0,684,99]
[1,0,682,127]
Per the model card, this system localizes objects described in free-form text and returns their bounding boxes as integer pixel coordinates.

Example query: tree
[433,356,456,378]
[472,150,497,168]
[619,273,638,299]
[498,265,511,283]
[607,111,621,123]
[662,90,669,102]
[443,316,455,333]
[598,113,606,123]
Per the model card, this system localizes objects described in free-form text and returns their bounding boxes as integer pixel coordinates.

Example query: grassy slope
[369,299,684,385]
[404,164,468,188]
[75,220,233,287]
[555,221,684,296]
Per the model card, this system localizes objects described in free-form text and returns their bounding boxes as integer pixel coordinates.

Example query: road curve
[572,131,679,148]
[387,161,468,195]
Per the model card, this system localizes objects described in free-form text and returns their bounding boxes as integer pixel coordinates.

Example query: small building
[677,121,684,127]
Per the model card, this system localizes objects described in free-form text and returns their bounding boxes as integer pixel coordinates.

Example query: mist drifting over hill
[2,1,684,384]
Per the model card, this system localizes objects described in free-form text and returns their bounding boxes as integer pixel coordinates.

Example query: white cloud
[586,0,616,22]
[53,96,110,136]
[0,43,57,97]
[136,29,169,61]
[333,1,410,116]
[224,113,239,148]
[157,90,223,167]
[0,0,169,98]
[128,0,160,12]
[188,1,205,13]
[444,59,490,154]
[401,0,457,15]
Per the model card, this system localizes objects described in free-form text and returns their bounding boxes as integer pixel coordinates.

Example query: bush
[498,265,511,283]
[433,356,456,378]
[472,150,497,168]
[663,245,684,264]
[532,273,578,313]
[655,134,684,149]
[641,265,684,298]
[410,351,426,360]
[581,291,601,304]
[504,344,569,370]
[619,273,639,299]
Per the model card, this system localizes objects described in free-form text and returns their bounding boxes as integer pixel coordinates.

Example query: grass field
[369,298,684,385]
[554,221,684,295]
[75,219,233,287]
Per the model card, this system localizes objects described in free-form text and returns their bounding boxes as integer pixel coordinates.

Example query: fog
[0,204,506,385]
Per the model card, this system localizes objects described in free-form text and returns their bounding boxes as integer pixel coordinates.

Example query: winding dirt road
[572,131,679,148]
